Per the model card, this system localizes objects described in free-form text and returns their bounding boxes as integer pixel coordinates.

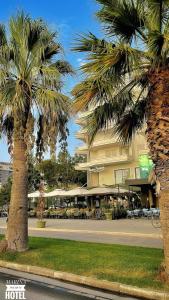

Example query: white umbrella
[51,186,131,197]
[46,189,66,197]
[63,187,88,197]
[84,186,131,196]
[28,190,48,198]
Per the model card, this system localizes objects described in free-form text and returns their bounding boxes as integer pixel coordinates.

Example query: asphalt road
[0,269,141,300]
[0,218,163,248]
[0,273,90,300]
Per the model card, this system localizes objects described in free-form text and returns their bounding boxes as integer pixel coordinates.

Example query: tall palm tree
[72,0,169,276]
[0,12,72,251]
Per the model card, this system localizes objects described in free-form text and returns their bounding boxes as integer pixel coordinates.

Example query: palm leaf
[51,61,74,75]
[73,32,114,53]
[114,99,147,143]
[0,12,72,157]
[96,0,145,42]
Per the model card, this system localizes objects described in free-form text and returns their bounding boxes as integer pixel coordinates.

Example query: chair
[127,210,134,218]
[57,209,65,219]
[142,208,149,218]
[85,210,93,219]
[73,209,80,219]
[66,209,73,218]
[133,209,142,218]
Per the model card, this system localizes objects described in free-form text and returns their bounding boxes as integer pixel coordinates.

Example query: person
[5,205,9,223]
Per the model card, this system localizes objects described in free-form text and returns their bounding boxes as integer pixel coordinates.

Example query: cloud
[77,58,85,66]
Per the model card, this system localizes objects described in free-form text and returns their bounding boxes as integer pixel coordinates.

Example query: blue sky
[0,0,102,162]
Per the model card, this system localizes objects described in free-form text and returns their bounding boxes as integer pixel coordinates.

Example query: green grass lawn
[0,235,167,291]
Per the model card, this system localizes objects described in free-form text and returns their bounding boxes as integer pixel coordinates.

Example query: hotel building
[75,110,149,189]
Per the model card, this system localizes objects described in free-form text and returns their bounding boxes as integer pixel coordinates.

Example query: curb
[0,226,162,239]
[0,260,168,300]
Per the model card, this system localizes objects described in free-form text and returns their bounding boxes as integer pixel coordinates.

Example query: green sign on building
[138,154,154,179]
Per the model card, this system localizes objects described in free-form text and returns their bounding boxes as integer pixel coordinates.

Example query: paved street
[0,218,163,248]
[0,268,141,300]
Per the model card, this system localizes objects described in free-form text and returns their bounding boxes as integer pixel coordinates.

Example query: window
[135,167,141,179]
[114,169,130,184]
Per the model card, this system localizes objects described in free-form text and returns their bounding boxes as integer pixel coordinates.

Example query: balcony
[75,111,92,125]
[138,149,149,156]
[75,144,88,155]
[75,154,132,170]
[75,128,88,141]
[91,137,118,149]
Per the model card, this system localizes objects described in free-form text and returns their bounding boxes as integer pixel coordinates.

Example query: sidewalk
[0,217,161,233]
[0,218,163,248]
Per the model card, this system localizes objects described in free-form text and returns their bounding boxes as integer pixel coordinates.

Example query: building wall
[0,162,12,186]
[75,113,149,188]
[89,161,141,187]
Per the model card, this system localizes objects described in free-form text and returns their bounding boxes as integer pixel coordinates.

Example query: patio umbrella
[63,187,88,197]
[28,190,48,198]
[84,186,130,196]
[46,189,66,197]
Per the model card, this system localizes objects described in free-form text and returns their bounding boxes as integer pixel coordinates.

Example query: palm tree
[72,0,169,276]
[0,12,72,251]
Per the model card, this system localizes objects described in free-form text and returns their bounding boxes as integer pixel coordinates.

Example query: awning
[125,178,149,187]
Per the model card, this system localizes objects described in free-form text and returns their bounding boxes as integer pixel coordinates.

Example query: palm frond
[72,79,98,112]
[72,0,169,148]
[51,61,74,75]
[1,115,14,135]
[81,44,145,80]
[72,62,149,113]
[28,19,45,51]
[73,32,115,53]
[35,88,70,113]
[148,31,164,57]
[96,0,145,42]
[38,65,61,88]
[114,99,147,143]
[0,12,72,158]
[0,24,7,46]
[85,96,146,145]
[145,0,169,32]
[86,89,133,134]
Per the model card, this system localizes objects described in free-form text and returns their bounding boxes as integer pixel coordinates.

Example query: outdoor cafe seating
[127,208,160,219]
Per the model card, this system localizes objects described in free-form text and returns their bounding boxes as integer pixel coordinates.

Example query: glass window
[135,167,141,179]
[114,169,130,184]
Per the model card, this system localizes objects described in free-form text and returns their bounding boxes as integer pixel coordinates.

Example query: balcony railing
[91,138,118,148]
[75,154,131,170]
[75,144,88,154]
[75,129,88,140]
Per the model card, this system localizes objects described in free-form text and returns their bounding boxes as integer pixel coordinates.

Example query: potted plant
[36,180,46,228]
[104,204,112,220]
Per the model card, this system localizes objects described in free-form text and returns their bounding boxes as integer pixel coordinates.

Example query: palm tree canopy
[0,12,73,159]
[72,0,169,143]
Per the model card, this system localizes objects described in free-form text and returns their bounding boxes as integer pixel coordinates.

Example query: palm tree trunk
[7,138,28,251]
[147,69,169,276]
